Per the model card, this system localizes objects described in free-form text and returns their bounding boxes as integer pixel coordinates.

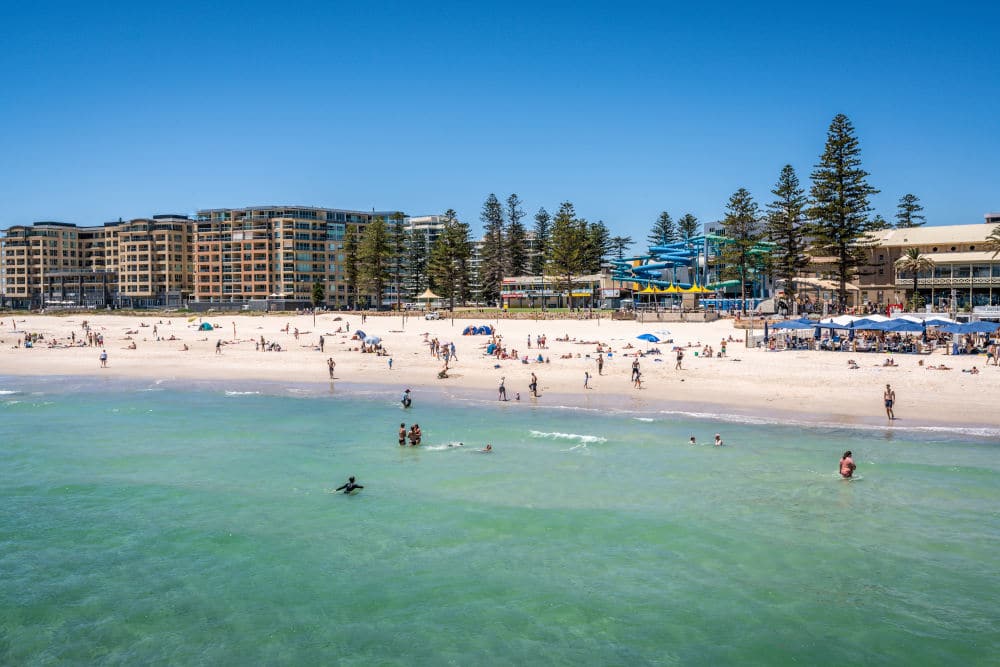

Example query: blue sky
[1,1,997,240]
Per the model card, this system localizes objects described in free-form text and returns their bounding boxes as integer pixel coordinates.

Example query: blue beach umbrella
[848,321,855,342]
[772,318,814,331]
[636,333,660,342]
[961,321,1000,334]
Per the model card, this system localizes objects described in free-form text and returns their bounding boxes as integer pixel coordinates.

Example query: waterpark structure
[611,234,777,310]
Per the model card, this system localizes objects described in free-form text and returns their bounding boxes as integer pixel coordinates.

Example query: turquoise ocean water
[2,375,998,665]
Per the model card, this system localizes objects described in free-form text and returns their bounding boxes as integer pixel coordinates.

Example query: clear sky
[1,1,997,240]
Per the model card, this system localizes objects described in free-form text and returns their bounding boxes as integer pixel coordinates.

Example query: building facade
[861,222,1000,311]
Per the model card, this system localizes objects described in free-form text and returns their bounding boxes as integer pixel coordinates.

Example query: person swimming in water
[398,423,406,446]
[840,451,856,479]
[689,436,696,445]
[480,443,493,453]
[714,434,723,446]
[335,476,364,494]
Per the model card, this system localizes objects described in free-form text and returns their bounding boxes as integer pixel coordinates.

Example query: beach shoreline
[2,312,996,432]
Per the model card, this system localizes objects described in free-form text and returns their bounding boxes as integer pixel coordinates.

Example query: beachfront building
[0,221,86,308]
[113,216,196,308]
[192,206,404,309]
[860,218,1000,312]
[500,272,618,309]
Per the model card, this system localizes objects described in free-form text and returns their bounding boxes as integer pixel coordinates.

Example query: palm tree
[986,224,1000,258]
[894,248,935,311]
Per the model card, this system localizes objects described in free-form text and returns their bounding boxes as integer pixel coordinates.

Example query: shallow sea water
[1,376,998,665]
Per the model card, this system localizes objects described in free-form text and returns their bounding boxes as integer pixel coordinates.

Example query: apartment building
[193,206,403,308]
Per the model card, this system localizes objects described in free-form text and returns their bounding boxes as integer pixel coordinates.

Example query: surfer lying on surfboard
[336,476,364,494]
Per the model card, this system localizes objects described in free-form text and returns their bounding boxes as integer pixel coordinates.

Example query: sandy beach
[1,312,995,429]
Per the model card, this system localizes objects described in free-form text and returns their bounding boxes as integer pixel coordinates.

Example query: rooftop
[867,224,995,247]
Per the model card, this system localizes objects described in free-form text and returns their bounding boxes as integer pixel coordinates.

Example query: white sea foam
[225,391,261,396]
[634,417,654,422]
[530,430,607,444]
[0,390,20,395]
[422,442,466,451]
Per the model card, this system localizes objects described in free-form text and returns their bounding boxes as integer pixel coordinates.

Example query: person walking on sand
[840,451,856,479]
[597,354,604,376]
[584,371,591,389]
[498,376,508,401]
[99,349,108,368]
[675,348,684,370]
[631,359,640,382]
[327,357,335,379]
[884,384,895,420]
[319,335,325,352]
[529,372,538,397]
[216,339,222,355]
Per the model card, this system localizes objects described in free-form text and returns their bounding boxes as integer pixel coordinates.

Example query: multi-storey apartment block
[193,206,403,308]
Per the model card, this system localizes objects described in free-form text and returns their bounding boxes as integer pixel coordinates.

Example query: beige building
[861,221,1000,311]
[193,206,403,308]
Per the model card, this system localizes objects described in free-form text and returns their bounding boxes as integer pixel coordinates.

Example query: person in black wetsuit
[336,476,364,494]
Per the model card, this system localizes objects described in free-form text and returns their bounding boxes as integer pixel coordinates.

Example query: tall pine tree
[610,235,634,261]
[765,165,810,306]
[389,212,406,311]
[343,227,360,309]
[531,207,551,275]
[584,220,612,273]
[720,188,762,306]
[428,210,472,312]
[807,113,880,312]
[358,217,392,309]
[677,213,700,241]
[895,193,926,228]
[648,212,676,246]
[478,193,506,304]
[546,202,587,309]
[505,193,528,277]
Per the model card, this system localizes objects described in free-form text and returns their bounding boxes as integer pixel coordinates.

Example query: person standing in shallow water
[884,384,896,420]
[840,451,856,479]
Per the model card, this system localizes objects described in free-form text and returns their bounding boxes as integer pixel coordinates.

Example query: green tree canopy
[765,165,810,302]
[479,193,506,304]
[677,213,700,241]
[648,211,676,246]
[546,202,588,309]
[720,188,762,305]
[807,113,880,312]
[895,193,926,228]
[610,235,634,261]
[506,193,528,277]
[531,207,551,275]
[428,211,472,312]
[358,217,391,309]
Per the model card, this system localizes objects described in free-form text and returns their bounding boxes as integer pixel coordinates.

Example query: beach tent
[868,319,924,332]
[363,335,381,345]
[462,325,475,335]
[478,325,493,335]
[957,321,1000,334]
[198,322,214,331]
[772,318,815,330]
[354,329,366,339]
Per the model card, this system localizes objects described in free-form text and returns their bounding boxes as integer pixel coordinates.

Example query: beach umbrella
[417,288,441,310]
[636,333,660,342]
[937,323,964,335]
[354,329,366,339]
[772,318,814,330]
[922,316,957,326]
[764,321,770,343]
[848,321,855,342]
[959,321,1000,334]
[871,319,924,333]
[363,335,381,345]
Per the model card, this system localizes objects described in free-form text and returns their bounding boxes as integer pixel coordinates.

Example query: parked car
[424,311,441,320]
